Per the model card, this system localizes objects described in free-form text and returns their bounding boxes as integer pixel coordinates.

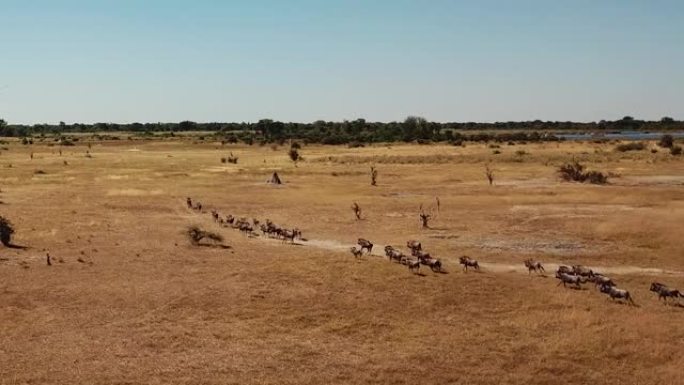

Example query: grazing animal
[556,272,585,288]
[357,238,373,254]
[459,256,479,272]
[600,284,636,305]
[523,259,545,275]
[350,247,363,258]
[650,282,684,303]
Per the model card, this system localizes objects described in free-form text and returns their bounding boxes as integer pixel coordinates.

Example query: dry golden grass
[1,138,683,384]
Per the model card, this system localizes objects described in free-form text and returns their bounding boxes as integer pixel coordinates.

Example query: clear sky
[1,0,683,124]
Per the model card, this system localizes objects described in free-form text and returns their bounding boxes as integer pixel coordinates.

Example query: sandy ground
[1,138,683,384]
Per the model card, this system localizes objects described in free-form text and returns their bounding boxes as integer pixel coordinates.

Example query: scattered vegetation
[558,161,608,184]
[615,142,646,152]
[658,134,674,148]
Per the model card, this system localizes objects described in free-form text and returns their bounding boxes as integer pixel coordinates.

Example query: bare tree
[370,166,378,186]
[419,204,431,229]
[351,202,362,220]
[485,164,494,186]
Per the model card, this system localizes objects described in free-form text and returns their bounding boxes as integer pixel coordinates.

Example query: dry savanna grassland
[1,136,683,385]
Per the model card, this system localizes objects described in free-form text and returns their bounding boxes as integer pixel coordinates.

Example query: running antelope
[523,259,545,275]
[459,256,479,272]
[556,272,585,289]
[600,284,636,305]
[357,238,373,254]
[650,282,683,303]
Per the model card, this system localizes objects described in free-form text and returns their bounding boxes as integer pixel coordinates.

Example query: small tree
[370,166,378,186]
[351,202,362,220]
[0,216,15,246]
[288,147,301,167]
[658,134,674,148]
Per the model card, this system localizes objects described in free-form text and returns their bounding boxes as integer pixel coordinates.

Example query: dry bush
[614,142,646,152]
[558,161,608,184]
[671,145,682,156]
[186,226,223,246]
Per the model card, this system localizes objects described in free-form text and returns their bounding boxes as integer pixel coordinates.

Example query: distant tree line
[0,116,682,144]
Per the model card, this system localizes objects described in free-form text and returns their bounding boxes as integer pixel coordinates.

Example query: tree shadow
[4,243,28,250]
[199,243,232,249]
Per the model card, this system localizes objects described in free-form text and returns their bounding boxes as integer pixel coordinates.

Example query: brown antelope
[350,247,363,258]
[186,197,193,208]
[556,272,585,289]
[572,265,594,277]
[407,259,421,274]
[384,246,405,263]
[600,284,636,305]
[650,282,683,303]
[406,240,422,253]
[459,256,479,272]
[523,259,545,275]
[357,238,373,254]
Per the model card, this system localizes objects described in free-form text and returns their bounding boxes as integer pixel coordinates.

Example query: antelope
[350,247,364,258]
[186,197,193,208]
[600,284,636,305]
[556,272,585,288]
[421,257,442,273]
[650,282,683,303]
[211,210,219,222]
[406,240,422,253]
[523,259,545,275]
[407,259,421,274]
[281,229,301,243]
[459,256,479,272]
[357,238,373,254]
[572,265,594,277]
[589,274,615,289]
[384,246,405,263]
[556,265,574,275]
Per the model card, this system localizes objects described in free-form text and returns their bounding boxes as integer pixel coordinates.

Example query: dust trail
[298,238,683,277]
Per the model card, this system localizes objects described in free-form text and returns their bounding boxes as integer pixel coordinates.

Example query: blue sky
[1,0,683,124]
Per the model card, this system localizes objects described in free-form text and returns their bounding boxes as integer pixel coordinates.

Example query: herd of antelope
[529,259,682,306]
[186,197,682,307]
[187,197,303,243]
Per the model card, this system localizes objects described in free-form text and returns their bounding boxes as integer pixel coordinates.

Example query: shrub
[671,145,682,156]
[615,142,645,152]
[515,150,527,156]
[0,216,15,246]
[658,134,674,148]
[347,141,365,148]
[290,141,301,150]
[187,226,223,246]
[492,150,501,155]
[558,161,608,184]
